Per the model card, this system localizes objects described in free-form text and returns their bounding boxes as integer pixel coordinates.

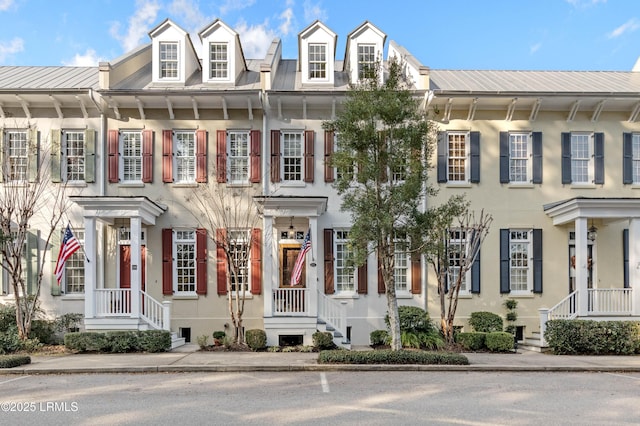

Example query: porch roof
[69,196,167,225]
[544,197,640,225]
[254,196,328,217]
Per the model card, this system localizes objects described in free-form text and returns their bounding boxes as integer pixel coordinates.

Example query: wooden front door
[119,245,147,291]
[280,244,306,288]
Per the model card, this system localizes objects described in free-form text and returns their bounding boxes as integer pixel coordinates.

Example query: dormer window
[159,42,179,79]
[357,44,376,80]
[209,43,228,79]
[309,44,327,80]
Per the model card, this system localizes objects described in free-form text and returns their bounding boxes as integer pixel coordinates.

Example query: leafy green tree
[324,57,436,350]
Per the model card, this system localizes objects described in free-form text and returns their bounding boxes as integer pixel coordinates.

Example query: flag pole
[68,221,90,263]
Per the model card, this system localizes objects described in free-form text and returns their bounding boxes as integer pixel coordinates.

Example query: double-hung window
[509,133,530,183]
[229,230,250,293]
[571,134,591,183]
[335,230,355,293]
[394,235,409,292]
[309,44,327,80]
[633,134,640,183]
[437,131,480,184]
[174,131,196,183]
[357,44,376,80]
[282,131,303,182]
[447,132,467,183]
[500,229,542,294]
[7,130,28,181]
[159,42,178,79]
[499,131,542,184]
[209,43,228,79]
[447,229,470,293]
[64,229,85,294]
[64,131,85,182]
[561,132,604,185]
[174,230,196,294]
[508,230,531,293]
[228,131,250,183]
[121,131,142,182]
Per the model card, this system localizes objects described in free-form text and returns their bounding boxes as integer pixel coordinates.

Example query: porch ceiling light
[587,223,597,241]
[288,217,295,239]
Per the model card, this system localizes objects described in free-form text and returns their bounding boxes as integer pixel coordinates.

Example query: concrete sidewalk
[2,345,640,374]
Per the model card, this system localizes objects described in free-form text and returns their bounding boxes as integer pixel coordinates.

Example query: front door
[119,245,147,291]
[280,244,306,288]
[569,244,593,293]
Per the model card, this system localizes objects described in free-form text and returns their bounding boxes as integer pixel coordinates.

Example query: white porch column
[263,215,274,317]
[130,216,142,319]
[574,217,589,316]
[629,218,640,315]
[83,216,97,319]
[308,216,319,317]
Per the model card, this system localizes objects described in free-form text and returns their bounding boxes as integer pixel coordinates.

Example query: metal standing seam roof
[0,66,99,90]
[429,69,640,94]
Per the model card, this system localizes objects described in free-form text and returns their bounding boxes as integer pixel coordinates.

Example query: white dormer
[149,19,199,84]
[298,20,337,86]
[199,19,247,84]
[344,21,386,84]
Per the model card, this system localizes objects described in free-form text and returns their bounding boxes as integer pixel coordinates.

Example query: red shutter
[324,130,334,183]
[304,130,315,183]
[250,130,261,183]
[162,229,173,295]
[216,130,226,183]
[162,130,173,183]
[196,228,207,295]
[251,228,262,294]
[196,129,207,183]
[357,260,368,294]
[108,129,119,183]
[270,130,281,183]
[216,228,228,295]
[378,259,385,294]
[142,129,153,183]
[324,228,334,294]
[411,253,421,294]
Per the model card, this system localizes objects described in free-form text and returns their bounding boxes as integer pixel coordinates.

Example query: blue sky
[0,0,639,71]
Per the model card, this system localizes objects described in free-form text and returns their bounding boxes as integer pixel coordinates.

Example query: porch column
[574,217,589,316]
[263,215,274,317]
[629,218,640,315]
[308,216,319,317]
[83,216,97,319]
[129,216,141,319]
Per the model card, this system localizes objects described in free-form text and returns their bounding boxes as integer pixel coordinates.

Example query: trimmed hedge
[0,355,31,368]
[469,312,504,333]
[485,332,514,352]
[313,331,335,350]
[545,320,640,355]
[318,349,469,365]
[456,332,486,351]
[246,329,267,351]
[64,330,171,353]
[370,330,390,346]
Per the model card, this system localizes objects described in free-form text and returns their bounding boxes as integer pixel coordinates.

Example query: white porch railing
[140,290,167,330]
[318,290,347,341]
[548,290,579,320]
[588,288,633,315]
[95,289,132,316]
[273,288,309,316]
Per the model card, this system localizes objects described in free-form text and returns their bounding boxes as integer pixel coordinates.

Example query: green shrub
[503,299,518,310]
[545,320,640,355]
[212,331,226,340]
[0,329,22,354]
[387,306,437,335]
[313,331,335,350]
[29,319,57,345]
[485,332,514,352]
[0,355,31,368]
[318,349,469,365]
[64,330,170,353]
[456,332,486,351]
[246,329,267,351]
[419,332,445,350]
[196,335,208,349]
[370,330,390,346]
[401,331,421,348]
[106,331,139,353]
[469,311,503,333]
[64,332,109,352]
[54,313,83,332]
[0,304,16,330]
[138,330,171,353]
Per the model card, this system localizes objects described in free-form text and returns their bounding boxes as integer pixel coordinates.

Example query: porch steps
[317,319,350,349]
[519,332,551,353]
[171,332,186,349]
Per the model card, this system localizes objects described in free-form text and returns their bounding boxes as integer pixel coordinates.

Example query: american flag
[291,229,311,286]
[54,225,81,284]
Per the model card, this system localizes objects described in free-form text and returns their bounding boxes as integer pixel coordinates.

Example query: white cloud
[0,37,24,63]
[62,49,104,66]
[109,0,161,52]
[530,42,542,54]
[234,20,277,59]
[279,7,294,36]
[303,0,327,22]
[220,0,256,16]
[566,0,607,6]
[169,0,209,32]
[0,0,14,11]
[608,18,640,39]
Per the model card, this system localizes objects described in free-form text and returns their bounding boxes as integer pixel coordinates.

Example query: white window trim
[159,41,180,81]
[508,132,532,184]
[229,229,252,296]
[308,43,328,82]
[509,229,533,294]
[632,133,640,184]
[5,129,29,183]
[334,229,357,295]
[172,229,197,295]
[357,44,376,81]
[62,130,85,183]
[208,42,229,81]
[281,131,304,183]
[394,237,411,295]
[448,229,471,295]
[570,132,594,185]
[227,130,250,184]
[61,228,85,294]
[119,131,143,183]
[447,131,470,184]
[173,130,196,184]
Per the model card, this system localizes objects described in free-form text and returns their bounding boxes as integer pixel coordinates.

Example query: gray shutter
[471,249,480,293]
[470,131,480,183]
[84,129,96,183]
[561,132,571,184]
[26,231,38,295]
[623,133,633,184]
[50,130,61,183]
[499,132,509,183]
[437,131,447,182]
[532,229,543,294]
[623,229,629,289]
[51,229,61,296]
[594,132,604,185]
[28,128,39,183]
[532,132,543,184]
[500,229,510,293]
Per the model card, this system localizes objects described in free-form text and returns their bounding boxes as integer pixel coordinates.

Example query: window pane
[209,43,228,79]
[357,44,376,79]
[335,230,354,292]
[633,134,640,183]
[160,42,178,78]
[509,231,530,292]
[509,133,529,182]
[65,230,85,293]
[65,131,85,181]
[309,44,326,79]
[229,230,249,292]
[175,132,196,182]
[447,133,467,182]
[122,132,142,181]
[282,132,303,181]
[571,134,590,183]
[175,230,196,293]
[228,131,250,183]
[8,131,28,181]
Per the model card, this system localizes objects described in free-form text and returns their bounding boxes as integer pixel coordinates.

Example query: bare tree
[0,126,71,339]
[186,178,262,346]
